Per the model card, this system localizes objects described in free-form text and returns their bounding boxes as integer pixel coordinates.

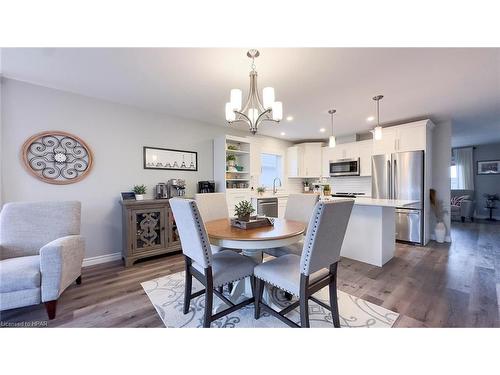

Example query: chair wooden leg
[44,300,57,320]
[203,287,213,328]
[254,278,264,319]
[299,274,310,328]
[329,262,341,328]
[183,259,193,314]
[75,275,82,285]
[227,282,233,293]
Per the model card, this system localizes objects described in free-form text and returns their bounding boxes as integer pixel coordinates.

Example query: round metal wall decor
[22,131,94,184]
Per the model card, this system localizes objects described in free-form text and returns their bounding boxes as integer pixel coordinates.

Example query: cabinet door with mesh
[132,208,166,253]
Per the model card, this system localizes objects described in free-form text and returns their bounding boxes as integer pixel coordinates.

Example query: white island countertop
[325,196,419,208]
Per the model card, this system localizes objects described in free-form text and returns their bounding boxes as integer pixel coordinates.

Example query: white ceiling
[2,48,499,146]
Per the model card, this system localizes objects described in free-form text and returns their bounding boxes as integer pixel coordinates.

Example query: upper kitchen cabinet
[322,139,373,177]
[372,120,434,155]
[287,142,322,178]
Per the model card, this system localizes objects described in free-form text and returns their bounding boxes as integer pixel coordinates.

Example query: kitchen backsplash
[327,176,372,195]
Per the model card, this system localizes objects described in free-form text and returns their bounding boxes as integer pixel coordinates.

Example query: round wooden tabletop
[205,218,306,242]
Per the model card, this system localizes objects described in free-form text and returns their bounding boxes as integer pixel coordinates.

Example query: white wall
[1,79,254,259]
[431,120,452,241]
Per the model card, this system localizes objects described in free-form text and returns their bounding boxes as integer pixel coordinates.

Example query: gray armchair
[451,189,475,222]
[0,201,85,319]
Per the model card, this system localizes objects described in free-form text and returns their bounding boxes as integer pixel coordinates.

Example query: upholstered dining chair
[254,199,354,328]
[0,201,85,320]
[264,193,319,257]
[169,198,256,328]
[194,193,229,223]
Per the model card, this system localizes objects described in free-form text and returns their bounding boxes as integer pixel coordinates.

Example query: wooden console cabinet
[120,199,181,267]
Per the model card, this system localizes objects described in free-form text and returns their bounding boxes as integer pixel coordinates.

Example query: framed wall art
[22,130,94,184]
[477,160,500,175]
[143,146,198,171]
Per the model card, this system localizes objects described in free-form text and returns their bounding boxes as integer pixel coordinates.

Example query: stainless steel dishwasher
[256,197,278,218]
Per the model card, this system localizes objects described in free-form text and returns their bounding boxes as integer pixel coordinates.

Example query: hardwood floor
[1,220,499,327]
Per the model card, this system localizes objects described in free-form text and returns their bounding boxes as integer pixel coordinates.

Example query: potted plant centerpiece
[133,184,147,200]
[430,189,448,243]
[234,200,255,222]
[257,186,266,196]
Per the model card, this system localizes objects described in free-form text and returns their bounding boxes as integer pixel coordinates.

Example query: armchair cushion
[40,235,85,302]
[0,255,40,293]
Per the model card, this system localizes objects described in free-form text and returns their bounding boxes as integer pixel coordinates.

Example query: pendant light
[328,109,337,148]
[372,95,384,140]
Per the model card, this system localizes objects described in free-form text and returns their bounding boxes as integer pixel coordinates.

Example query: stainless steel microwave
[329,158,360,177]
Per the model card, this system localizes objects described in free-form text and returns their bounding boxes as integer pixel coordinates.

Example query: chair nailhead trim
[190,201,211,267]
[301,202,324,276]
[255,276,298,297]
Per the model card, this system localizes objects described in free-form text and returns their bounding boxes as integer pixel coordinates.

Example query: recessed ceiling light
[286,116,294,121]
[280,132,286,136]
[319,128,326,133]
[366,116,375,122]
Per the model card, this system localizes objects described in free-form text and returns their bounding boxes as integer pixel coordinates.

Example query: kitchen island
[325,197,419,267]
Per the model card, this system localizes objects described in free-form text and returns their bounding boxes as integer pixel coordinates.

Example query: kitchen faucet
[273,177,282,194]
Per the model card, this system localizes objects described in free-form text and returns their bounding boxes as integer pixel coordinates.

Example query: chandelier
[225,49,283,134]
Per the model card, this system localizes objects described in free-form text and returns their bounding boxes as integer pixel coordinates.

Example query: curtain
[452,147,474,190]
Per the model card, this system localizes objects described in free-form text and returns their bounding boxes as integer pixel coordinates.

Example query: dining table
[205,217,306,305]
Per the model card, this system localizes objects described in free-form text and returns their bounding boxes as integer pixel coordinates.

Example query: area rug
[141,271,399,328]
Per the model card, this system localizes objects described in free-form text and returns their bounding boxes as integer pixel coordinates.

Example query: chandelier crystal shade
[225,50,283,134]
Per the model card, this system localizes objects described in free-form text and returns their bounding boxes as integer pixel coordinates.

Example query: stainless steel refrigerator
[371,151,424,244]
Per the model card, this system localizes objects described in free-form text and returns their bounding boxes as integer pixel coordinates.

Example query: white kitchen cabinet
[372,120,429,155]
[372,127,398,155]
[357,140,373,176]
[287,142,322,178]
[397,123,427,152]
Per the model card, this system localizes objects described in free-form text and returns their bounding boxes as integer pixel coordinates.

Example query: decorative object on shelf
[257,186,266,196]
[226,153,237,171]
[303,180,310,192]
[328,109,337,148]
[225,49,283,134]
[21,130,93,185]
[477,160,500,175]
[323,184,331,196]
[235,165,244,172]
[143,146,197,171]
[234,200,255,221]
[133,184,147,200]
[227,144,239,151]
[483,193,499,208]
[430,189,448,243]
[121,192,136,201]
[371,95,384,141]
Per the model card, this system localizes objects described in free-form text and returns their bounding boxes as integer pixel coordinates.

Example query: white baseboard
[82,252,122,267]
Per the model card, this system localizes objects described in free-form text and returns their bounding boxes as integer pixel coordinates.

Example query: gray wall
[1,79,246,259]
[474,142,500,218]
